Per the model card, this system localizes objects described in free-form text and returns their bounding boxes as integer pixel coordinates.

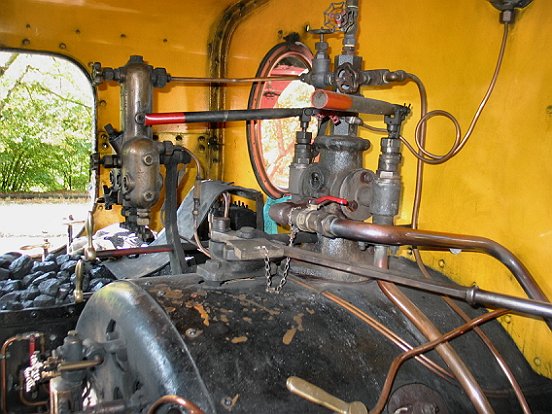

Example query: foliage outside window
[0,51,93,193]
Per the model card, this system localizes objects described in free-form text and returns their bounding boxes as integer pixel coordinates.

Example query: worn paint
[283,312,304,345]
[193,303,210,327]
[230,336,248,344]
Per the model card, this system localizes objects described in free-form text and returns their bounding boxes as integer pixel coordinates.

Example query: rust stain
[231,336,248,344]
[193,303,210,326]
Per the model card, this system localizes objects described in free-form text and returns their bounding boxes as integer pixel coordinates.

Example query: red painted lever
[312,195,349,206]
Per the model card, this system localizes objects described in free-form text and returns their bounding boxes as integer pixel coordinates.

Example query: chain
[265,226,298,294]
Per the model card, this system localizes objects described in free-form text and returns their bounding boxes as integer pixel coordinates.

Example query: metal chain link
[265,226,298,294]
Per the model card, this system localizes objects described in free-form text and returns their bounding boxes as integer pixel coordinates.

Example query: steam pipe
[378,281,494,413]
[143,108,309,126]
[269,203,550,311]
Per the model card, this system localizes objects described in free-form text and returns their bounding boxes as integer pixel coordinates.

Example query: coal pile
[0,253,115,311]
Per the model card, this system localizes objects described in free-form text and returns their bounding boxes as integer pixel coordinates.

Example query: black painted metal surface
[76,259,552,413]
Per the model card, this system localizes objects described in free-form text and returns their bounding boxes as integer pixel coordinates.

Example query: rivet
[25,24,31,29]
[59,42,67,50]
[175,135,183,141]
[503,315,512,324]
[21,38,30,46]
[534,357,542,366]
[438,259,445,268]
[546,105,552,115]
[163,38,168,43]
[75,29,81,34]
[120,33,127,39]
[99,100,107,107]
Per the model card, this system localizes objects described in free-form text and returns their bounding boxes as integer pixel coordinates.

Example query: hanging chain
[265,225,298,294]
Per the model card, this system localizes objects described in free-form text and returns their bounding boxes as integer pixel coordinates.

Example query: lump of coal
[9,255,34,280]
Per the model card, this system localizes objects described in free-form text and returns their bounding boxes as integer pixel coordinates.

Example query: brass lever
[84,211,96,261]
[286,376,367,414]
[74,259,84,304]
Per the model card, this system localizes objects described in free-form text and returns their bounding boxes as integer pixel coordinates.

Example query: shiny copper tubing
[370,308,508,414]
[328,218,550,306]
[269,202,550,315]
[147,395,205,414]
[1,333,43,414]
[378,281,494,413]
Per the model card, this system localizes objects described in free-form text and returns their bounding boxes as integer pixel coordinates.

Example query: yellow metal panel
[1,0,551,377]
[224,0,552,377]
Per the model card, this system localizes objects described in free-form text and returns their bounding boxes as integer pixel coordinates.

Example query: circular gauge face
[247,42,316,199]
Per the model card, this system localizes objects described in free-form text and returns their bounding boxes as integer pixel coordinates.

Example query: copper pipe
[378,281,494,413]
[275,243,552,320]
[1,337,18,414]
[1,333,43,414]
[270,203,550,315]
[19,373,48,407]
[413,250,531,414]
[289,277,454,382]
[329,218,551,318]
[147,395,205,414]
[370,309,508,414]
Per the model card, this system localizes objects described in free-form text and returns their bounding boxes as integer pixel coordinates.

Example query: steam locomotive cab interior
[1,0,552,413]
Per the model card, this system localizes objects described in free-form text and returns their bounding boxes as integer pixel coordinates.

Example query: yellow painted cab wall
[1,0,551,377]
[224,0,552,377]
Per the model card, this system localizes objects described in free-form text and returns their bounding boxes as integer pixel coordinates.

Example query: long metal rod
[328,218,550,306]
[144,108,307,126]
[269,203,551,323]
[170,76,298,84]
[279,245,552,320]
[311,89,402,116]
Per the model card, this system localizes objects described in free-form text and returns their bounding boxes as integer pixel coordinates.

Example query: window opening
[247,42,316,199]
[0,50,94,256]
